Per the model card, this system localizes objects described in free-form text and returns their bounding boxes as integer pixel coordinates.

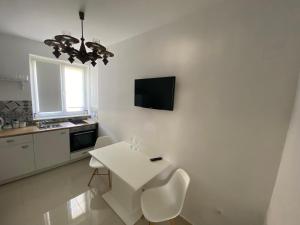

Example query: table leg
[102,172,142,225]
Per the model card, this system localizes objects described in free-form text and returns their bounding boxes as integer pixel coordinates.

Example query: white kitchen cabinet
[34,129,70,170]
[0,134,35,181]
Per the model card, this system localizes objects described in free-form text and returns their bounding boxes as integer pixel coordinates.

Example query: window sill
[33,114,90,121]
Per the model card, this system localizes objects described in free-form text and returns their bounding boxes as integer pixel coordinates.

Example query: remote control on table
[150,157,163,162]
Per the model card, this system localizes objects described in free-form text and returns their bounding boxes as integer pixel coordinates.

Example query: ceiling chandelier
[44,11,114,66]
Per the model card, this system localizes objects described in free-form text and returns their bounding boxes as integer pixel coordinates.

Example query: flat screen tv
[134,76,175,110]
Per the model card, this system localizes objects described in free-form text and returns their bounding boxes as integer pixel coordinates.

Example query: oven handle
[73,130,96,136]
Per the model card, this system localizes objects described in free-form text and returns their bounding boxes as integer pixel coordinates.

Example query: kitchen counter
[0,119,97,138]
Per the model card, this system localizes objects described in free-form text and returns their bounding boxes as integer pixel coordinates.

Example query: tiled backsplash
[0,101,32,123]
[0,100,92,126]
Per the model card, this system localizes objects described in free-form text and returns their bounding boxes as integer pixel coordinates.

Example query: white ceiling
[0,0,217,46]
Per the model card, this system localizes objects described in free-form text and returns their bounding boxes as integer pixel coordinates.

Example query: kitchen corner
[0,118,98,185]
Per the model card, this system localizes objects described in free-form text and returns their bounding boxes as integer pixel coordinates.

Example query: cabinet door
[0,142,35,181]
[34,129,70,170]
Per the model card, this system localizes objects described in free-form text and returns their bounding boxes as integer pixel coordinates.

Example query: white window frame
[29,54,90,120]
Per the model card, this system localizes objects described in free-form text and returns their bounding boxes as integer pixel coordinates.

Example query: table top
[89,141,170,191]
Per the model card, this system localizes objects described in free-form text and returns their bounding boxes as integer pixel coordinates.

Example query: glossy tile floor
[0,158,190,225]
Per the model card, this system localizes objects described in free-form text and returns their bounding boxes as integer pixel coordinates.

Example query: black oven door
[70,129,97,152]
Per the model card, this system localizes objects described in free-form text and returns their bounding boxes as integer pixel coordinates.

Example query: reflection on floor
[0,158,190,225]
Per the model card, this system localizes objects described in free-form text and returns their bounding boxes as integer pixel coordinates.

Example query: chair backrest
[165,168,190,214]
[94,136,113,149]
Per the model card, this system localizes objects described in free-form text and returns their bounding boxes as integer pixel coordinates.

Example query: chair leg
[88,168,97,186]
[108,169,112,189]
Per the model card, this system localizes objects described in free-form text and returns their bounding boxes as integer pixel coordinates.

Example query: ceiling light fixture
[44,11,114,66]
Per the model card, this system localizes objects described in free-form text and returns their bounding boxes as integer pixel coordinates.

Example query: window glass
[36,61,62,112]
[64,66,85,112]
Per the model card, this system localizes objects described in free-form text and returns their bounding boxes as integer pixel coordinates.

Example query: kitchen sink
[38,123,62,130]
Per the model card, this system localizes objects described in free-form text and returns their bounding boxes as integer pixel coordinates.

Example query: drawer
[0,134,33,146]
[70,148,93,160]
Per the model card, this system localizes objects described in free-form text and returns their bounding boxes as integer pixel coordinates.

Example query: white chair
[141,168,190,225]
[88,136,113,187]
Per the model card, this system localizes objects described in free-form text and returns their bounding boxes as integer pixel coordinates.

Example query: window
[64,66,86,112]
[30,55,89,120]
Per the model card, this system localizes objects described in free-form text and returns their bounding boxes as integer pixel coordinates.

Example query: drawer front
[70,148,93,160]
[34,129,70,170]
[0,134,33,146]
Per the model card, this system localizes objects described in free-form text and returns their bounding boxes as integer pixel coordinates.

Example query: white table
[89,141,170,225]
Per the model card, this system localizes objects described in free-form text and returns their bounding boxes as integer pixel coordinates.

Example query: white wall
[0,33,53,100]
[98,1,300,225]
[265,75,300,225]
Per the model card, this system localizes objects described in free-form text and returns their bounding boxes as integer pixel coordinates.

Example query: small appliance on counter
[3,122,12,130]
[19,121,27,128]
[12,119,20,129]
[0,119,28,130]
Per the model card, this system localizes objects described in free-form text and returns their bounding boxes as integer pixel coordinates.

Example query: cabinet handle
[61,132,66,135]
[21,145,29,149]
[6,139,14,143]
[81,152,88,155]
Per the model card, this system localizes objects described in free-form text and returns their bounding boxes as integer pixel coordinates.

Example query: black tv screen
[134,76,175,110]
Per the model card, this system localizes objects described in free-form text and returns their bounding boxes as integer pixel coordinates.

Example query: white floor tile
[0,158,189,225]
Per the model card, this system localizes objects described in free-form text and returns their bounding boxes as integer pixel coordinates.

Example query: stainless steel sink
[38,123,62,130]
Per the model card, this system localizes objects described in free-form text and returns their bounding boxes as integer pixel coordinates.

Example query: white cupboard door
[0,142,35,181]
[34,129,70,170]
